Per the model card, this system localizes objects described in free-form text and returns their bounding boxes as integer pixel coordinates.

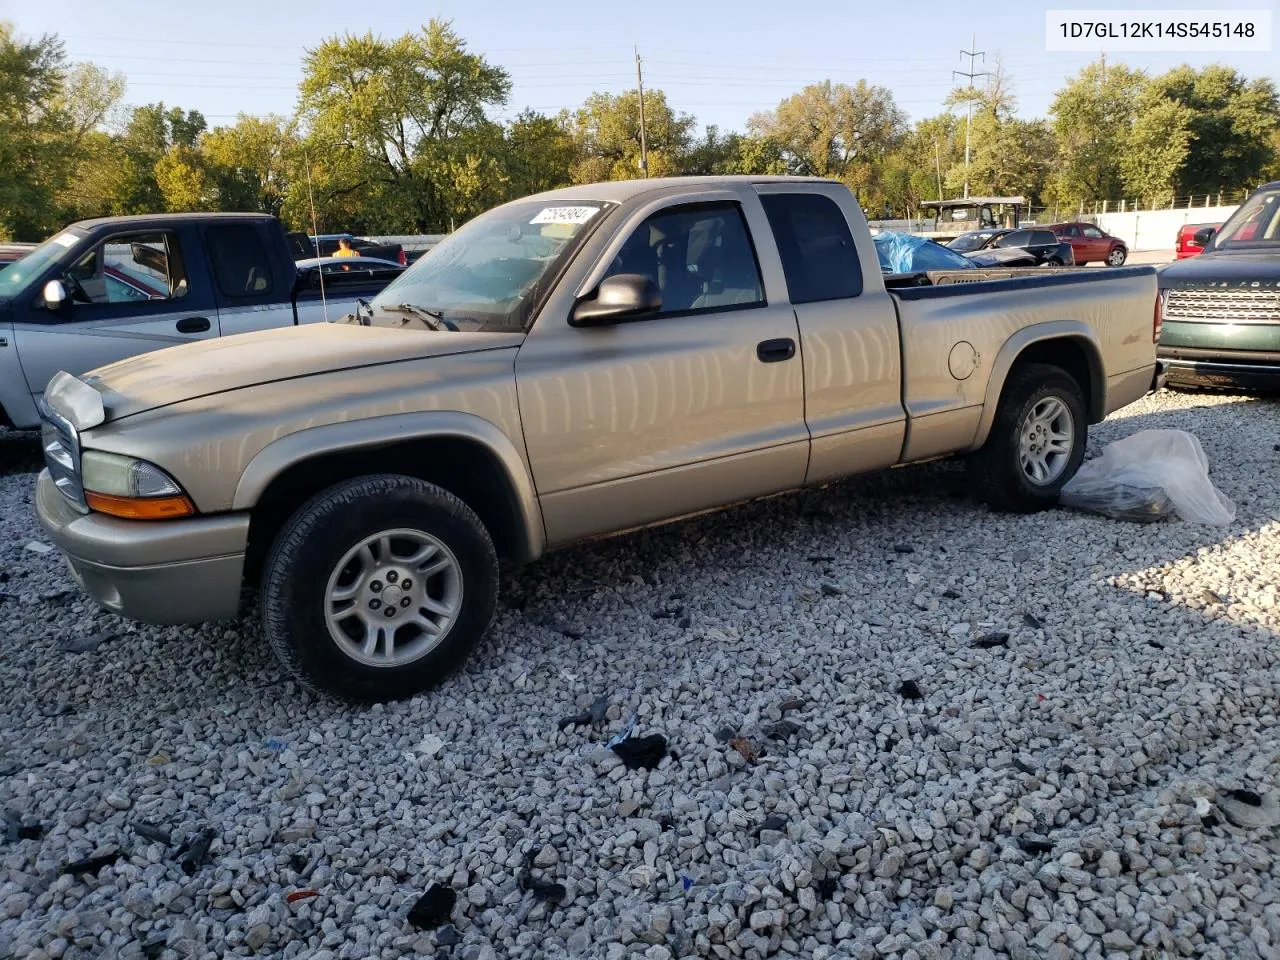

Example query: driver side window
[68,231,188,306]
[602,202,764,316]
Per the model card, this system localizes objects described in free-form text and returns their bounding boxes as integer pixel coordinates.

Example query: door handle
[756,338,795,363]
[176,316,211,334]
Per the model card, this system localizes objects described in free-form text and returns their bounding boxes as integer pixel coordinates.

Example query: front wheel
[260,475,499,701]
[1106,247,1127,267]
[968,363,1087,513]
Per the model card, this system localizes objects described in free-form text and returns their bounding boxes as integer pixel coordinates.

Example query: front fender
[968,320,1104,451]
[232,410,545,562]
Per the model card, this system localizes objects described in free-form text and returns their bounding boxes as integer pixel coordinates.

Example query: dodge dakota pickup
[35,177,1161,700]
[0,212,398,430]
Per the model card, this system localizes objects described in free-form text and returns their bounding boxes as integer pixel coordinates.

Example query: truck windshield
[1213,188,1280,248]
[370,200,609,330]
[0,228,86,299]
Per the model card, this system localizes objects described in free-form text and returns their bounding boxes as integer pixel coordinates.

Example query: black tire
[1107,247,1128,267]
[1046,258,1064,267]
[260,474,498,702]
[968,363,1088,513]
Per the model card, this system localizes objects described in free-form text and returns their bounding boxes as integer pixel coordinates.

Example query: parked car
[295,255,407,282]
[0,242,37,273]
[34,176,1160,700]
[1047,223,1128,266]
[1156,180,1279,390]
[947,228,1075,266]
[0,213,400,431]
[1175,222,1222,259]
[287,232,407,266]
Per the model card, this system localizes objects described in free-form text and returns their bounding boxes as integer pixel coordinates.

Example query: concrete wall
[1091,206,1238,251]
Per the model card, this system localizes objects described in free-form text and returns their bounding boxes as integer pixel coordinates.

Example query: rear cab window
[760,192,862,302]
[206,223,274,300]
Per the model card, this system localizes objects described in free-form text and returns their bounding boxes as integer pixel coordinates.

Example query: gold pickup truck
[35,177,1162,700]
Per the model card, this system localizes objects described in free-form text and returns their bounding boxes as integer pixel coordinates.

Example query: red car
[1175,222,1222,259]
[1046,222,1128,266]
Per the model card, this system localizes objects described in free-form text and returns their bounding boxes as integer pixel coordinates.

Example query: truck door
[515,189,809,545]
[755,186,906,484]
[10,225,218,404]
[204,221,298,335]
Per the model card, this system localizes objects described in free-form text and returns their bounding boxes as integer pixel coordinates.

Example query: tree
[201,114,296,215]
[880,114,963,216]
[1121,92,1192,206]
[0,24,67,238]
[748,81,906,206]
[500,110,574,197]
[297,20,510,231]
[564,89,694,182]
[1047,62,1146,206]
[1146,64,1279,196]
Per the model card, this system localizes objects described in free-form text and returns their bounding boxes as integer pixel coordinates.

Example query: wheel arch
[967,322,1105,451]
[236,412,545,587]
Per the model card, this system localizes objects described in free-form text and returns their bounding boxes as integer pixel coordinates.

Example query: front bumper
[35,470,250,625]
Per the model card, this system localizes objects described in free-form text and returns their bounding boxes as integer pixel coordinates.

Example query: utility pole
[635,48,649,178]
[952,32,988,200]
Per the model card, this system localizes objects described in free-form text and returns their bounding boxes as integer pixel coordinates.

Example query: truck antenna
[303,148,328,323]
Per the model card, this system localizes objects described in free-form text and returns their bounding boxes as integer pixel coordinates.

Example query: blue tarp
[873,232,975,273]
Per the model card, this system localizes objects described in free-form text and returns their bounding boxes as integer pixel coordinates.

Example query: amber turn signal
[84,491,195,520]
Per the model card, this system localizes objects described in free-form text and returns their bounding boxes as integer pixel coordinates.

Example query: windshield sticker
[52,233,79,248]
[529,206,598,225]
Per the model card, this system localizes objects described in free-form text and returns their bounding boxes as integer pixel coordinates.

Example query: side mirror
[1192,226,1216,248]
[42,279,69,311]
[570,274,663,327]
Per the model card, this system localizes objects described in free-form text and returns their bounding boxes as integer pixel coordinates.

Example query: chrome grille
[38,400,88,512]
[1164,287,1280,324]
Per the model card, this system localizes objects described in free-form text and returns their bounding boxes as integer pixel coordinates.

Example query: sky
[5,0,1279,133]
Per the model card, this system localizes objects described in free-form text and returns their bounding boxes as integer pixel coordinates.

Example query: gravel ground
[1,388,1278,960]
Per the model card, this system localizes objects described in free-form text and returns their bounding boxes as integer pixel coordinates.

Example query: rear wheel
[1106,246,1127,267]
[260,475,498,701]
[968,363,1087,512]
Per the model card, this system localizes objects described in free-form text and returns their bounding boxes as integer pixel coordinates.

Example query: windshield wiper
[381,303,459,332]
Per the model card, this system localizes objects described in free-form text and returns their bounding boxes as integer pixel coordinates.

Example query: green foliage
[1146,64,1279,195]
[564,89,695,182]
[3,17,1279,239]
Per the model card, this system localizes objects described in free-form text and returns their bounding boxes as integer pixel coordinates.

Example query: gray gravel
[1,388,1279,960]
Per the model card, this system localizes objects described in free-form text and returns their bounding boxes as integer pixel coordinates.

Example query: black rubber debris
[893,544,915,554]
[557,696,610,731]
[175,827,216,875]
[408,884,456,930]
[766,720,802,741]
[131,822,171,846]
[1022,613,1044,629]
[60,850,122,876]
[1147,639,1165,649]
[290,853,309,873]
[1019,837,1053,855]
[942,588,961,599]
[530,880,566,903]
[1228,788,1262,807]
[1201,814,1220,828]
[972,632,1010,649]
[816,877,839,900]
[898,679,923,700]
[611,734,668,770]
[758,813,788,834]
[59,633,117,654]
[714,726,737,743]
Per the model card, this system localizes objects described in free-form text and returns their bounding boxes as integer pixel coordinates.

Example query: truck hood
[1158,250,1280,288]
[82,323,526,422]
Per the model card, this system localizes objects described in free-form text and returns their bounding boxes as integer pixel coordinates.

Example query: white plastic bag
[1060,429,1235,525]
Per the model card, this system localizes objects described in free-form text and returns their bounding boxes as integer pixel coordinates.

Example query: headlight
[80,451,195,520]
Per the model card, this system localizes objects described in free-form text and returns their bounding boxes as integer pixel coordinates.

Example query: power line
[952,32,990,200]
